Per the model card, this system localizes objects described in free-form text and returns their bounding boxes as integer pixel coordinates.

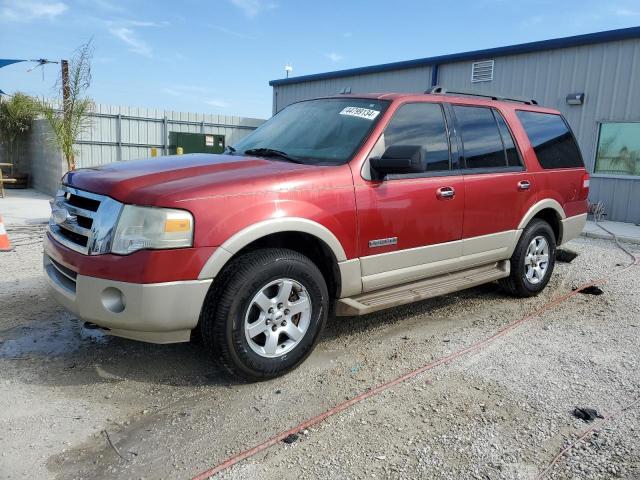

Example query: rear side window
[453,106,510,169]
[380,102,450,172]
[516,111,583,169]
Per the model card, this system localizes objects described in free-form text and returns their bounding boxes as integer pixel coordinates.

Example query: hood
[64,153,320,205]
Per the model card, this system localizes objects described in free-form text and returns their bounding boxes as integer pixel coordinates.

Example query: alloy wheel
[244,278,312,358]
[524,235,550,285]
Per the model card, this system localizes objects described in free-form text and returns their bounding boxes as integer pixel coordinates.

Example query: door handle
[517,180,531,191]
[436,186,455,200]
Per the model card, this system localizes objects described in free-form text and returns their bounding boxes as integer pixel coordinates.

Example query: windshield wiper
[224,145,237,154]
[243,147,304,164]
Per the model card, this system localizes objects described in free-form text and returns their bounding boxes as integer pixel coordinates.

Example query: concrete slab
[582,219,640,245]
[0,188,52,226]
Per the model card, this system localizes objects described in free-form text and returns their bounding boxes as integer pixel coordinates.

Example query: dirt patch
[0,237,638,479]
[577,285,605,296]
[556,248,579,263]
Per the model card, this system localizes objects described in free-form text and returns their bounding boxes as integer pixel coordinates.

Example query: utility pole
[61,59,69,117]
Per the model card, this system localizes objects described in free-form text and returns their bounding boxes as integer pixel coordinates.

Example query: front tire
[200,248,328,381]
[500,219,556,297]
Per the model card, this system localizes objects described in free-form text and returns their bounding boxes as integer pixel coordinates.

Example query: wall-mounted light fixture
[566,93,585,105]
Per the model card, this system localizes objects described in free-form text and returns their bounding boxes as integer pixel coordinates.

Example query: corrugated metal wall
[272,38,640,223]
[273,66,433,113]
[74,103,265,168]
[437,39,640,224]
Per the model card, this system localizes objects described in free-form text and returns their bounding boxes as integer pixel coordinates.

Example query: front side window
[370,102,450,172]
[516,110,583,169]
[233,98,388,165]
[594,122,640,176]
[453,106,508,169]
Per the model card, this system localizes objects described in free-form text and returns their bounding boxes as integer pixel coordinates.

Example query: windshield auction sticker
[339,106,380,120]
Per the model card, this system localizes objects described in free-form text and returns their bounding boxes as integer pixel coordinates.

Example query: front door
[354,102,465,292]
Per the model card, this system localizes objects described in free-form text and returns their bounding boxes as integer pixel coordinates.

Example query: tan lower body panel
[336,260,510,316]
[560,213,587,245]
[360,230,520,292]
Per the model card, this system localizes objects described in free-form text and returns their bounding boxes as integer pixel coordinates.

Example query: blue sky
[1,0,639,119]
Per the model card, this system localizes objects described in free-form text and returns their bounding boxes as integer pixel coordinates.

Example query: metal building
[269,26,640,224]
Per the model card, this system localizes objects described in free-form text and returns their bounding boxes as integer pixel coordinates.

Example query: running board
[336,260,510,316]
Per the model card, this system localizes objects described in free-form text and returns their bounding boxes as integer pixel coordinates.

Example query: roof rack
[425,86,538,105]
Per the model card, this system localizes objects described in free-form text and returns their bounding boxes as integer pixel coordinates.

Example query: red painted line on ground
[192,254,638,480]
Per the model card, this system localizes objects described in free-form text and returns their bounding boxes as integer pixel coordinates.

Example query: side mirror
[370,145,426,178]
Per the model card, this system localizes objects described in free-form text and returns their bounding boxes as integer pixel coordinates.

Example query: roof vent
[471,60,494,83]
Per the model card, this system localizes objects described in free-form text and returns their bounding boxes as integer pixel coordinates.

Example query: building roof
[269,26,640,87]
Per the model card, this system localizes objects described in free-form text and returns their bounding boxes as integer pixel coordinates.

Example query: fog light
[101,287,125,313]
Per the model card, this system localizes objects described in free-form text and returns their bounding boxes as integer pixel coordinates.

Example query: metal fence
[74,103,265,168]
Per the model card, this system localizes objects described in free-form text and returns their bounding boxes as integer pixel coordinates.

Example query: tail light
[579,173,590,200]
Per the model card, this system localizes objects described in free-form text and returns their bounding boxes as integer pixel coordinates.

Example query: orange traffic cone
[0,215,12,251]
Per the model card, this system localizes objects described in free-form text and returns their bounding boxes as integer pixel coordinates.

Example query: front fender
[197,216,349,279]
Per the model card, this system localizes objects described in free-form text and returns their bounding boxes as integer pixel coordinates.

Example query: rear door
[515,110,588,219]
[451,104,536,253]
[355,102,465,291]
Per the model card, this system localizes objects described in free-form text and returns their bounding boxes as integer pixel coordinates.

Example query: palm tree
[41,41,94,171]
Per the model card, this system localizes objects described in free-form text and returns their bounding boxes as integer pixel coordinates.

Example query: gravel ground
[0,235,638,479]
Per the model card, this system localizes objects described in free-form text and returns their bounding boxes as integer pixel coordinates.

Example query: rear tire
[200,248,328,381]
[500,219,556,297]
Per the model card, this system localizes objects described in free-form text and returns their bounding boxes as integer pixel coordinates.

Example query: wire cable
[191,239,638,480]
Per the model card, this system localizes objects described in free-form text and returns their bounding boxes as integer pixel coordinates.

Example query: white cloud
[325,52,344,62]
[161,85,211,97]
[109,26,152,57]
[76,0,122,12]
[107,19,168,57]
[161,87,183,97]
[124,19,168,27]
[0,0,67,21]
[91,0,123,12]
[614,7,640,16]
[520,14,544,27]
[230,0,276,18]
[94,56,115,64]
[213,25,258,39]
[206,99,230,108]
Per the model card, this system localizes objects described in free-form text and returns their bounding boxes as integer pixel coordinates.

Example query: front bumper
[44,252,212,344]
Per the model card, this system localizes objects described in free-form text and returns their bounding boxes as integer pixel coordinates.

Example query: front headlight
[111,205,193,254]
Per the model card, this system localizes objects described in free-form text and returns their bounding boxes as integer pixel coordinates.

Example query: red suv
[44,90,589,380]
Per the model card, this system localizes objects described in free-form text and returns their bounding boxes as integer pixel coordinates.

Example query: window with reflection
[516,111,583,169]
[375,103,451,172]
[454,106,507,169]
[595,122,640,176]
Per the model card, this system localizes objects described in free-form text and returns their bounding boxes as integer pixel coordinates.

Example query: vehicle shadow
[0,278,507,390]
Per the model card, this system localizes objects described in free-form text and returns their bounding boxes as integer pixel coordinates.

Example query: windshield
[232,98,389,165]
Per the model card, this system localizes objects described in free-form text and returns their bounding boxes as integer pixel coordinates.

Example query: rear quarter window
[516,111,584,169]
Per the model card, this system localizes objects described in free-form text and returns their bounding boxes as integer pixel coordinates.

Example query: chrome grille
[49,186,123,255]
